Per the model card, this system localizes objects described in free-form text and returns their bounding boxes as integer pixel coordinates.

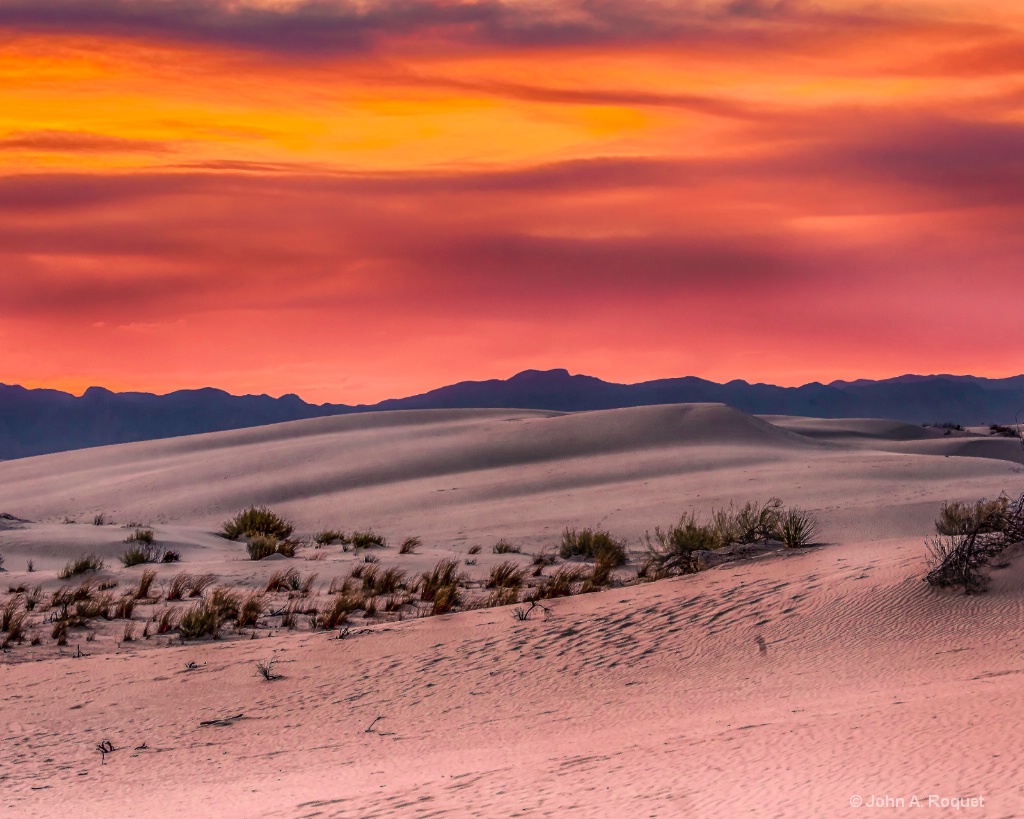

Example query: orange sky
[2,0,1023,403]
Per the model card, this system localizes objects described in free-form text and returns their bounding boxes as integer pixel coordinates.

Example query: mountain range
[3,369,1024,459]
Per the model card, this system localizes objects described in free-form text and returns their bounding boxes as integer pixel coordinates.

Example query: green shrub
[492,539,521,554]
[221,506,295,541]
[558,528,627,565]
[430,583,461,615]
[59,553,105,579]
[125,528,154,545]
[533,565,587,600]
[313,530,347,547]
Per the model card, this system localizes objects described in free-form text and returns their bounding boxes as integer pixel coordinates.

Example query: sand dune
[1,404,1023,816]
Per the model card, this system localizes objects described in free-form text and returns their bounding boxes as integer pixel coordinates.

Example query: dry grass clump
[256,657,280,680]
[532,565,587,600]
[112,595,136,619]
[1,596,27,646]
[559,528,627,565]
[134,568,158,600]
[487,561,525,589]
[236,591,266,628]
[492,539,521,554]
[246,535,298,560]
[777,508,820,548]
[350,530,387,549]
[467,545,482,555]
[221,506,295,541]
[120,530,170,567]
[75,593,114,620]
[177,602,219,640]
[418,558,462,601]
[266,568,318,595]
[356,566,406,596]
[481,586,520,607]
[313,529,348,547]
[58,553,105,579]
[399,536,421,555]
[316,593,362,629]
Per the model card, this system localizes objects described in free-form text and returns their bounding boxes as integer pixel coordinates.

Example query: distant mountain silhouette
[2,369,1023,459]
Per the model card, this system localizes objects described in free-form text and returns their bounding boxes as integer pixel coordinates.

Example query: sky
[1,0,1023,404]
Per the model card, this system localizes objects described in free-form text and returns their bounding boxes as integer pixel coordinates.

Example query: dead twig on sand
[200,713,244,727]
[364,715,385,734]
[511,600,551,621]
[96,740,115,764]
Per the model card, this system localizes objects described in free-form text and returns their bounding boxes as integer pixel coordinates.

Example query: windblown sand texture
[1,404,1022,817]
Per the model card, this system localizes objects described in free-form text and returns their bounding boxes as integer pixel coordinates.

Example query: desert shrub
[731,498,785,544]
[167,572,192,601]
[533,565,587,600]
[125,528,154,545]
[236,592,266,628]
[363,567,405,596]
[75,593,113,620]
[587,550,620,588]
[51,619,69,644]
[275,539,298,558]
[350,530,387,549]
[255,658,280,680]
[134,569,158,599]
[156,607,179,634]
[23,586,42,612]
[419,558,463,603]
[558,528,627,566]
[314,530,347,547]
[280,600,303,629]
[50,583,93,620]
[363,596,378,617]
[189,573,216,598]
[989,423,1022,438]
[221,506,295,541]
[643,514,719,575]
[121,542,163,567]
[112,595,135,619]
[1,595,23,632]
[926,493,1024,593]
[266,568,318,595]
[399,536,421,555]
[246,536,285,560]
[209,587,241,622]
[362,553,380,564]
[178,602,220,640]
[122,622,136,642]
[935,497,1009,536]
[467,545,482,555]
[487,561,524,589]
[93,513,106,526]
[483,587,520,607]
[493,539,521,554]
[317,594,360,629]
[162,550,181,563]
[778,508,820,548]
[531,550,557,567]
[430,583,461,615]
[59,553,105,579]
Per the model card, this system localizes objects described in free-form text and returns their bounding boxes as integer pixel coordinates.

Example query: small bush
[162,550,181,563]
[534,565,587,599]
[363,553,380,564]
[122,622,136,642]
[190,573,217,598]
[989,423,1022,439]
[221,506,294,541]
[558,528,627,566]
[350,530,387,549]
[135,569,158,599]
[935,498,1009,537]
[430,583,461,615]
[246,536,297,560]
[125,528,154,545]
[643,514,718,575]
[93,513,106,526]
[483,586,520,607]
[121,541,163,567]
[112,595,135,619]
[256,657,280,680]
[178,602,220,640]
[155,608,179,634]
[59,554,105,579]
[419,558,463,603]
[1,595,23,632]
[317,594,359,629]
[266,568,318,595]
[467,545,482,555]
[487,561,524,589]
[399,536,421,555]
[493,539,521,554]
[778,508,819,548]
[236,592,266,628]
[314,530,347,547]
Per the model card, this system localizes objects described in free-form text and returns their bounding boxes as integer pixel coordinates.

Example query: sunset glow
[3,0,1023,403]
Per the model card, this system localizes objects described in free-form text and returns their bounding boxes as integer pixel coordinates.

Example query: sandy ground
[1,404,1022,817]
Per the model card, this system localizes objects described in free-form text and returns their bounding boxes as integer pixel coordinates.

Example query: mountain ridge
[3,369,1024,459]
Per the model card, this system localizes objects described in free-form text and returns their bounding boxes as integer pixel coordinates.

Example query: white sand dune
[1,404,1023,817]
